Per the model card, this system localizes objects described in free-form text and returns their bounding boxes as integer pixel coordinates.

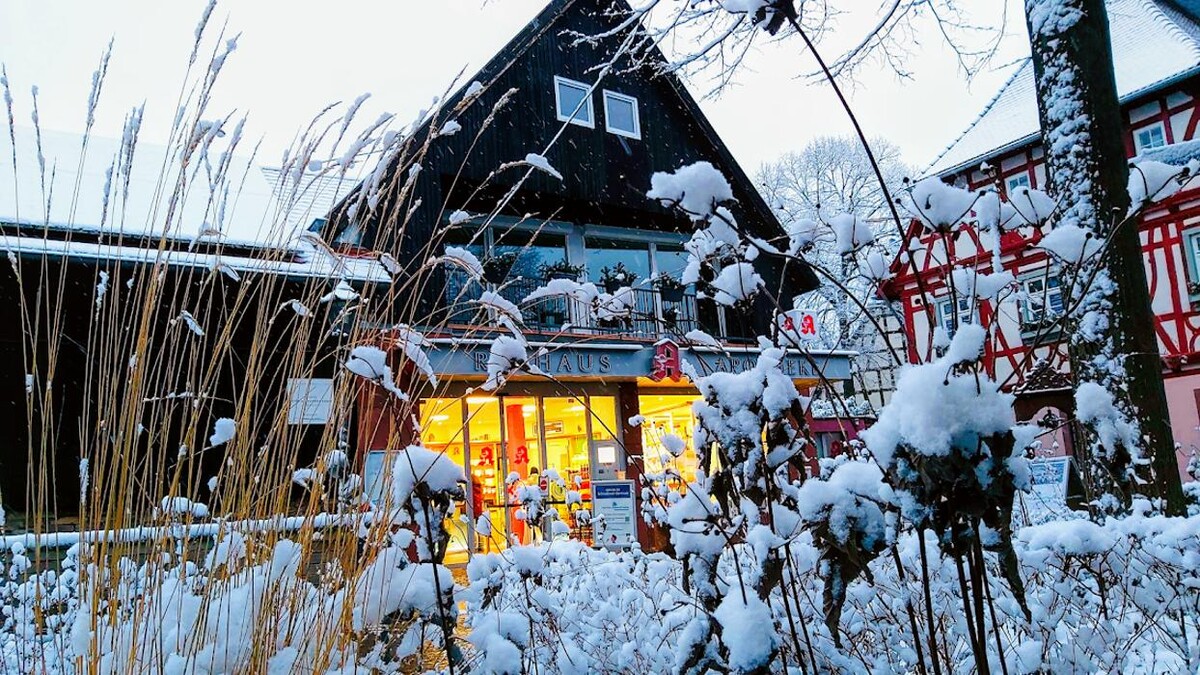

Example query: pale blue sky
[0,0,1029,174]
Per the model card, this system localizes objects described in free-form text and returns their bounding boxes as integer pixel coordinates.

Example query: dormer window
[603,90,641,139]
[1134,121,1167,155]
[554,76,594,128]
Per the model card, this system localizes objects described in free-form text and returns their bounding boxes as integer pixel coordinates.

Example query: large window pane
[466,396,506,551]
[638,394,701,486]
[542,397,593,542]
[585,238,651,287]
[655,244,690,281]
[442,227,486,325]
[493,229,567,280]
[493,229,571,330]
[362,397,470,560]
[419,398,469,558]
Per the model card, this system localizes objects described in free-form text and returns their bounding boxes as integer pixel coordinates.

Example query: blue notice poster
[1029,457,1071,495]
[592,480,636,548]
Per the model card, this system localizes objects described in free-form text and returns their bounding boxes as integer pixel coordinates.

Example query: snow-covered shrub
[792,459,892,642]
[463,542,691,674]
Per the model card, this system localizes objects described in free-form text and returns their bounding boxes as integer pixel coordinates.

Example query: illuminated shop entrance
[637,393,703,487]
[419,393,621,554]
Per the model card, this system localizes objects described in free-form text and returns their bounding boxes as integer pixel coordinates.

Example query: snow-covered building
[888,0,1200,476]
[0,125,383,520]
[323,0,855,554]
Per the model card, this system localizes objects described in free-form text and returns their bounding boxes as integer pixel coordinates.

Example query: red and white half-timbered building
[886,0,1200,476]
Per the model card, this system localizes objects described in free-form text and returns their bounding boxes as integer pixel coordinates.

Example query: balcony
[439,269,738,342]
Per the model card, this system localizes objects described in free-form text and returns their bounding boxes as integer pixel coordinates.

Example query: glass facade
[433,222,758,341]
[356,380,846,555]
[365,393,629,557]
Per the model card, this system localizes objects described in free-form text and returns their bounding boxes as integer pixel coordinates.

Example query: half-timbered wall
[893,77,1200,472]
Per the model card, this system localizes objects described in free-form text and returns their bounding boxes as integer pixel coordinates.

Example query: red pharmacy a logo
[783,312,818,337]
[651,340,683,382]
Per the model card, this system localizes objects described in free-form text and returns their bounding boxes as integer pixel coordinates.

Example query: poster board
[1019,456,1083,524]
[1029,456,1072,495]
[592,480,636,549]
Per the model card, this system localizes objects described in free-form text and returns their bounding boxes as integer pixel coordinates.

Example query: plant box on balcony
[659,286,685,303]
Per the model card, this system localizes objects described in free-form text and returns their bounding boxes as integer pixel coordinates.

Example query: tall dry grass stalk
[0,5,520,672]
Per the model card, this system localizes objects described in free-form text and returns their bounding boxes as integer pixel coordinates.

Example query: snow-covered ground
[0,506,1196,674]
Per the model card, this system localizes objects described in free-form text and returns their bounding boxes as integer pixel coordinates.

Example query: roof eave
[933,63,1200,180]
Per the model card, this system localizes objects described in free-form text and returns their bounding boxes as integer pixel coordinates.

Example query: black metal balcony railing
[441,269,711,340]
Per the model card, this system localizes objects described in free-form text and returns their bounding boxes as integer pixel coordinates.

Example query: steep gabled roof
[925,0,1200,177]
[334,0,787,248]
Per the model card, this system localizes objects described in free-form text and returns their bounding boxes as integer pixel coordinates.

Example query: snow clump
[647,161,733,219]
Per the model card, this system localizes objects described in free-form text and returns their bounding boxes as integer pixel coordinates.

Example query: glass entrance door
[501,397,540,546]
[465,395,543,549]
[418,398,470,559]
[466,396,505,552]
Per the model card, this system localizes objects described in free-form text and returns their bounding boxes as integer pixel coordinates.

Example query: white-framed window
[1006,173,1031,193]
[1134,121,1168,155]
[287,378,334,425]
[554,76,594,128]
[937,295,975,337]
[602,90,641,139]
[1185,229,1200,296]
[1022,274,1065,324]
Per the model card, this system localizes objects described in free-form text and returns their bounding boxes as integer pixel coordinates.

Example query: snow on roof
[0,126,383,281]
[1,232,389,282]
[0,126,359,246]
[260,165,360,235]
[1,126,277,244]
[925,0,1200,177]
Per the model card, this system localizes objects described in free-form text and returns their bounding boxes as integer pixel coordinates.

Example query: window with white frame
[1006,173,1031,193]
[554,76,594,128]
[1186,230,1200,295]
[1134,121,1168,155]
[1022,274,1065,325]
[287,378,334,425]
[937,295,975,337]
[603,90,641,139]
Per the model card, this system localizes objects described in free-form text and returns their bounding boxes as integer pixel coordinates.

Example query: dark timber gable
[329,0,815,318]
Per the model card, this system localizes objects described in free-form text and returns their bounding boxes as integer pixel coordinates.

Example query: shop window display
[638,394,702,487]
